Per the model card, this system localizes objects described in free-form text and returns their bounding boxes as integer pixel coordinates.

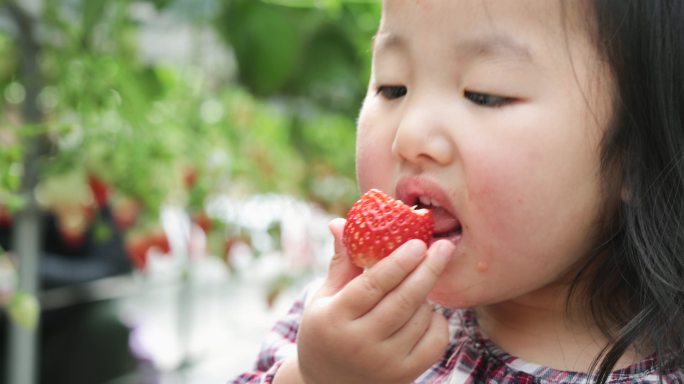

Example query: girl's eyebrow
[372,31,408,54]
[373,31,534,64]
[457,34,534,63]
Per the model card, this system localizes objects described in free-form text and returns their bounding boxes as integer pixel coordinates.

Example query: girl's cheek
[355,111,371,188]
[355,111,395,192]
[465,153,536,242]
[355,136,378,189]
[461,147,567,286]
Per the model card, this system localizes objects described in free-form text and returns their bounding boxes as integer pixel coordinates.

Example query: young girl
[232,1,684,383]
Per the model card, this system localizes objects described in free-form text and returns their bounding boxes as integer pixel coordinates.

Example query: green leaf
[217,1,306,95]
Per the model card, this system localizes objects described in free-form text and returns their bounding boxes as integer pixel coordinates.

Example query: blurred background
[0,0,379,383]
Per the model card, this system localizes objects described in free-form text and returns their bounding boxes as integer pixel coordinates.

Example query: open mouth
[413,195,463,244]
[396,177,464,246]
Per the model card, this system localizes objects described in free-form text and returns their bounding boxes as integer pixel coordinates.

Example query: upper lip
[395,176,459,225]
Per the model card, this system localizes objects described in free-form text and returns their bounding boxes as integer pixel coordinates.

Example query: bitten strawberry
[343,189,433,268]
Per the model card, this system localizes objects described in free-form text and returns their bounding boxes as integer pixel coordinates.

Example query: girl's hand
[297,218,454,384]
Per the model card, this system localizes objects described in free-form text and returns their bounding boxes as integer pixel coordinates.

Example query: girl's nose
[391,100,455,167]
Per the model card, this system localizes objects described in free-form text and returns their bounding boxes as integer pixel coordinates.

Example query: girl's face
[356,0,615,309]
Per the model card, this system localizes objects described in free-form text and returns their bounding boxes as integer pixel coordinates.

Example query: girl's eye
[464,91,512,107]
[377,85,407,100]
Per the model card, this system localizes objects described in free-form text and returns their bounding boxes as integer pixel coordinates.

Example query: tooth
[418,195,443,207]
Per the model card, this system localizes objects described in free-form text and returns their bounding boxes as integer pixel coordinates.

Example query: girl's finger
[337,239,428,319]
[316,218,364,298]
[404,311,449,371]
[365,240,454,336]
[385,302,434,349]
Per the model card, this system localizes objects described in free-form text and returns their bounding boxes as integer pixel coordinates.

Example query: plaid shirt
[230,284,683,384]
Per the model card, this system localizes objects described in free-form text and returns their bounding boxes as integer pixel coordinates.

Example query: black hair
[580,0,684,382]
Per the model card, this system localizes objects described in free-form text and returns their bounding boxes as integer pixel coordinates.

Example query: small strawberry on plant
[125,232,152,270]
[343,189,433,268]
[193,211,212,234]
[87,174,110,208]
[0,204,12,227]
[149,228,171,255]
[54,203,89,248]
[113,197,142,230]
[183,166,198,189]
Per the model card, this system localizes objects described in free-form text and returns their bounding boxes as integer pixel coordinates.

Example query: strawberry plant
[0,0,380,380]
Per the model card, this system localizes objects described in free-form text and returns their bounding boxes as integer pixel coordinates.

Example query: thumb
[318,218,363,297]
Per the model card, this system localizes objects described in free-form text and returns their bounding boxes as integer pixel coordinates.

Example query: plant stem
[5,2,47,384]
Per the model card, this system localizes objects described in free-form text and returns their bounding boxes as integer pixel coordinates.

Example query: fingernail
[328,218,346,233]
[404,239,426,257]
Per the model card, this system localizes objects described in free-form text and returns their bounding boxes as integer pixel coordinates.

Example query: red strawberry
[149,229,171,254]
[58,227,86,248]
[343,189,433,268]
[87,174,110,208]
[54,203,89,248]
[125,233,152,270]
[0,204,12,227]
[193,211,212,233]
[113,197,142,230]
[183,166,198,189]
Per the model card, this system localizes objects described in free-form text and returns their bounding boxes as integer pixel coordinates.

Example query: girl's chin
[427,285,481,309]
[427,291,460,309]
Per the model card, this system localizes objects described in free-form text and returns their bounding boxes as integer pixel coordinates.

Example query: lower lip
[429,231,463,246]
